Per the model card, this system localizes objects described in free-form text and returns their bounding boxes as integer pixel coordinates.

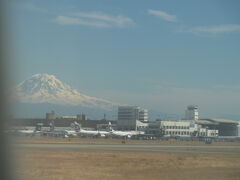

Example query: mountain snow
[15,73,120,110]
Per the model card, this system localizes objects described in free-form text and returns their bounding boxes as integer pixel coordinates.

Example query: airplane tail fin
[108,121,113,132]
[70,121,81,131]
[49,120,55,131]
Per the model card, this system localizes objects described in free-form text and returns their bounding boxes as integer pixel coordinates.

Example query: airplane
[70,121,110,137]
[41,121,85,138]
[64,129,78,137]
[18,129,35,134]
[69,121,144,138]
[47,129,68,137]
[108,122,144,138]
[46,121,73,137]
[109,129,143,138]
[47,121,144,138]
[17,128,41,136]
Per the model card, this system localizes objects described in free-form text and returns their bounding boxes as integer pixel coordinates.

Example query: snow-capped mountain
[15,73,119,110]
[12,74,162,120]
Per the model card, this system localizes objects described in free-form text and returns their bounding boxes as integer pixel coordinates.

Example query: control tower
[185,105,199,121]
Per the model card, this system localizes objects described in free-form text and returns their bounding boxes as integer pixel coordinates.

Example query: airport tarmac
[13,143,240,155]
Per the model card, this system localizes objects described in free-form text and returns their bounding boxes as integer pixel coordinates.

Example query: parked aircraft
[70,121,110,137]
[109,129,144,138]
[47,121,73,137]
[47,129,68,137]
[16,124,43,136]
[108,122,144,138]
[17,129,38,135]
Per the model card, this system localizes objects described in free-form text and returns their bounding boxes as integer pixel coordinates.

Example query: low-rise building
[206,129,219,137]
[160,121,197,137]
[197,118,239,136]
[151,120,219,137]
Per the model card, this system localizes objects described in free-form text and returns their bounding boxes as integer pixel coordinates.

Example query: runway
[13,143,240,155]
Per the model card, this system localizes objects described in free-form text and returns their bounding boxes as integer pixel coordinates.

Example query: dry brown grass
[15,149,240,180]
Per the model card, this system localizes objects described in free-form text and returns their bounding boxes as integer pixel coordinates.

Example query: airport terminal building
[117,105,239,138]
[10,105,240,138]
[196,118,239,137]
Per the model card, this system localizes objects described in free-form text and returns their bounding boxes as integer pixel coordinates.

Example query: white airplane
[46,121,71,137]
[64,129,78,137]
[18,129,35,134]
[17,129,41,136]
[48,129,67,136]
[79,129,109,137]
[109,129,143,138]
[45,121,94,137]
[70,121,110,137]
[108,122,144,138]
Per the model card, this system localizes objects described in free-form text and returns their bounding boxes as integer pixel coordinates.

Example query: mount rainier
[13,74,120,118]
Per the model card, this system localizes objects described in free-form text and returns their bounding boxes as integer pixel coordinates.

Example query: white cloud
[148,9,177,22]
[73,12,134,27]
[186,24,240,34]
[53,12,134,28]
[54,16,111,28]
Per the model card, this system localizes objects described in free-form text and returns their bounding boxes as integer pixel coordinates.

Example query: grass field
[13,139,240,180]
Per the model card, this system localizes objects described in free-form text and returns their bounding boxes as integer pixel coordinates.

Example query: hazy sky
[8,0,240,119]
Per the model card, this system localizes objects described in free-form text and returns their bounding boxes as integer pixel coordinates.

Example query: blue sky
[8,0,240,119]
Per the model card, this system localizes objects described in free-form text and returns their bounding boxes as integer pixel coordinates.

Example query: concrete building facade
[117,106,148,130]
[139,109,148,122]
[161,121,197,137]
[197,118,239,136]
[160,120,218,137]
[117,106,140,130]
